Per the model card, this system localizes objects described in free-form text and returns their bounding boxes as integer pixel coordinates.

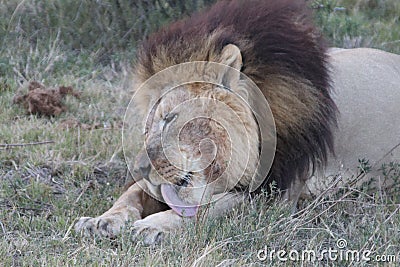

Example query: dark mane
[135,0,337,191]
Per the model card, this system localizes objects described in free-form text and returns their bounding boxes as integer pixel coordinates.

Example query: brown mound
[13,81,80,116]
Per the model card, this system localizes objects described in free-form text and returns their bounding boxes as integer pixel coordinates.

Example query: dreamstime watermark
[257,239,398,263]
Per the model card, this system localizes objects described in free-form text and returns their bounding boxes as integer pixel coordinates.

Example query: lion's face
[130,45,267,216]
[137,83,232,210]
[135,80,261,215]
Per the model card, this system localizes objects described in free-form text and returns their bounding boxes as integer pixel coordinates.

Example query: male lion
[75,0,399,245]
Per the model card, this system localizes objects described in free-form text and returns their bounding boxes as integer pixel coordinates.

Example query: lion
[74,0,399,245]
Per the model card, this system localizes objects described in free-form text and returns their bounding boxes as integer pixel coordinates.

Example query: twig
[0,141,55,150]
[0,220,6,235]
[75,180,95,204]
[376,142,400,167]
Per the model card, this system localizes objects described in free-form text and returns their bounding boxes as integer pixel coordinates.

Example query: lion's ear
[219,44,242,90]
[219,44,249,100]
[220,44,242,70]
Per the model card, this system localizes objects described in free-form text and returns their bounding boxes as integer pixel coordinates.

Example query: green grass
[0,0,399,266]
[313,0,400,53]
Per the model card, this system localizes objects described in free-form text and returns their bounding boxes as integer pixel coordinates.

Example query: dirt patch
[58,118,102,130]
[57,118,123,130]
[13,81,80,116]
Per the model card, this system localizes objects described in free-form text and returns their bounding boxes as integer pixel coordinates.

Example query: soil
[13,81,80,116]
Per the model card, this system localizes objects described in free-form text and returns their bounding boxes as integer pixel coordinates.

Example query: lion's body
[75,0,399,245]
[305,48,400,195]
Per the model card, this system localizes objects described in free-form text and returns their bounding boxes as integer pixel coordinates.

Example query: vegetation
[0,0,399,266]
[313,0,400,53]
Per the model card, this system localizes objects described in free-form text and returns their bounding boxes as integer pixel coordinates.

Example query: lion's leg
[282,178,306,212]
[283,178,305,202]
[132,192,245,245]
[74,179,167,238]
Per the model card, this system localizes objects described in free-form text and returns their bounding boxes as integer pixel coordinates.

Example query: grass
[0,0,399,266]
[313,0,400,53]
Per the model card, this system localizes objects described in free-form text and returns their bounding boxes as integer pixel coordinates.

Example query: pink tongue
[160,184,199,217]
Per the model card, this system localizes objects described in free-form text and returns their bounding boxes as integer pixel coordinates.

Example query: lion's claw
[131,219,165,246]
[74,216,124,238]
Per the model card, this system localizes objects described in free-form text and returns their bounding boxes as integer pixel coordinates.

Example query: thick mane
[135,0,337,191]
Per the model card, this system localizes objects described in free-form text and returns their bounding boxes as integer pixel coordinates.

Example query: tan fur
[304,48,400,196]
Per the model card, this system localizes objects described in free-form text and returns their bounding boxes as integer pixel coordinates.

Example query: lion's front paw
[74,215,125,238]
[131,210,185,246]
[132,219,165,246]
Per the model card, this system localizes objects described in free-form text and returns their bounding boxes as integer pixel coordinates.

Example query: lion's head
[130,45,268,216]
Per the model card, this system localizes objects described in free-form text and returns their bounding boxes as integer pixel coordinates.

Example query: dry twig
[0,141,54,150]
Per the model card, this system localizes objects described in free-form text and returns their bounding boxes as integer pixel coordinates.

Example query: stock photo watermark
[257,239,398,263]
